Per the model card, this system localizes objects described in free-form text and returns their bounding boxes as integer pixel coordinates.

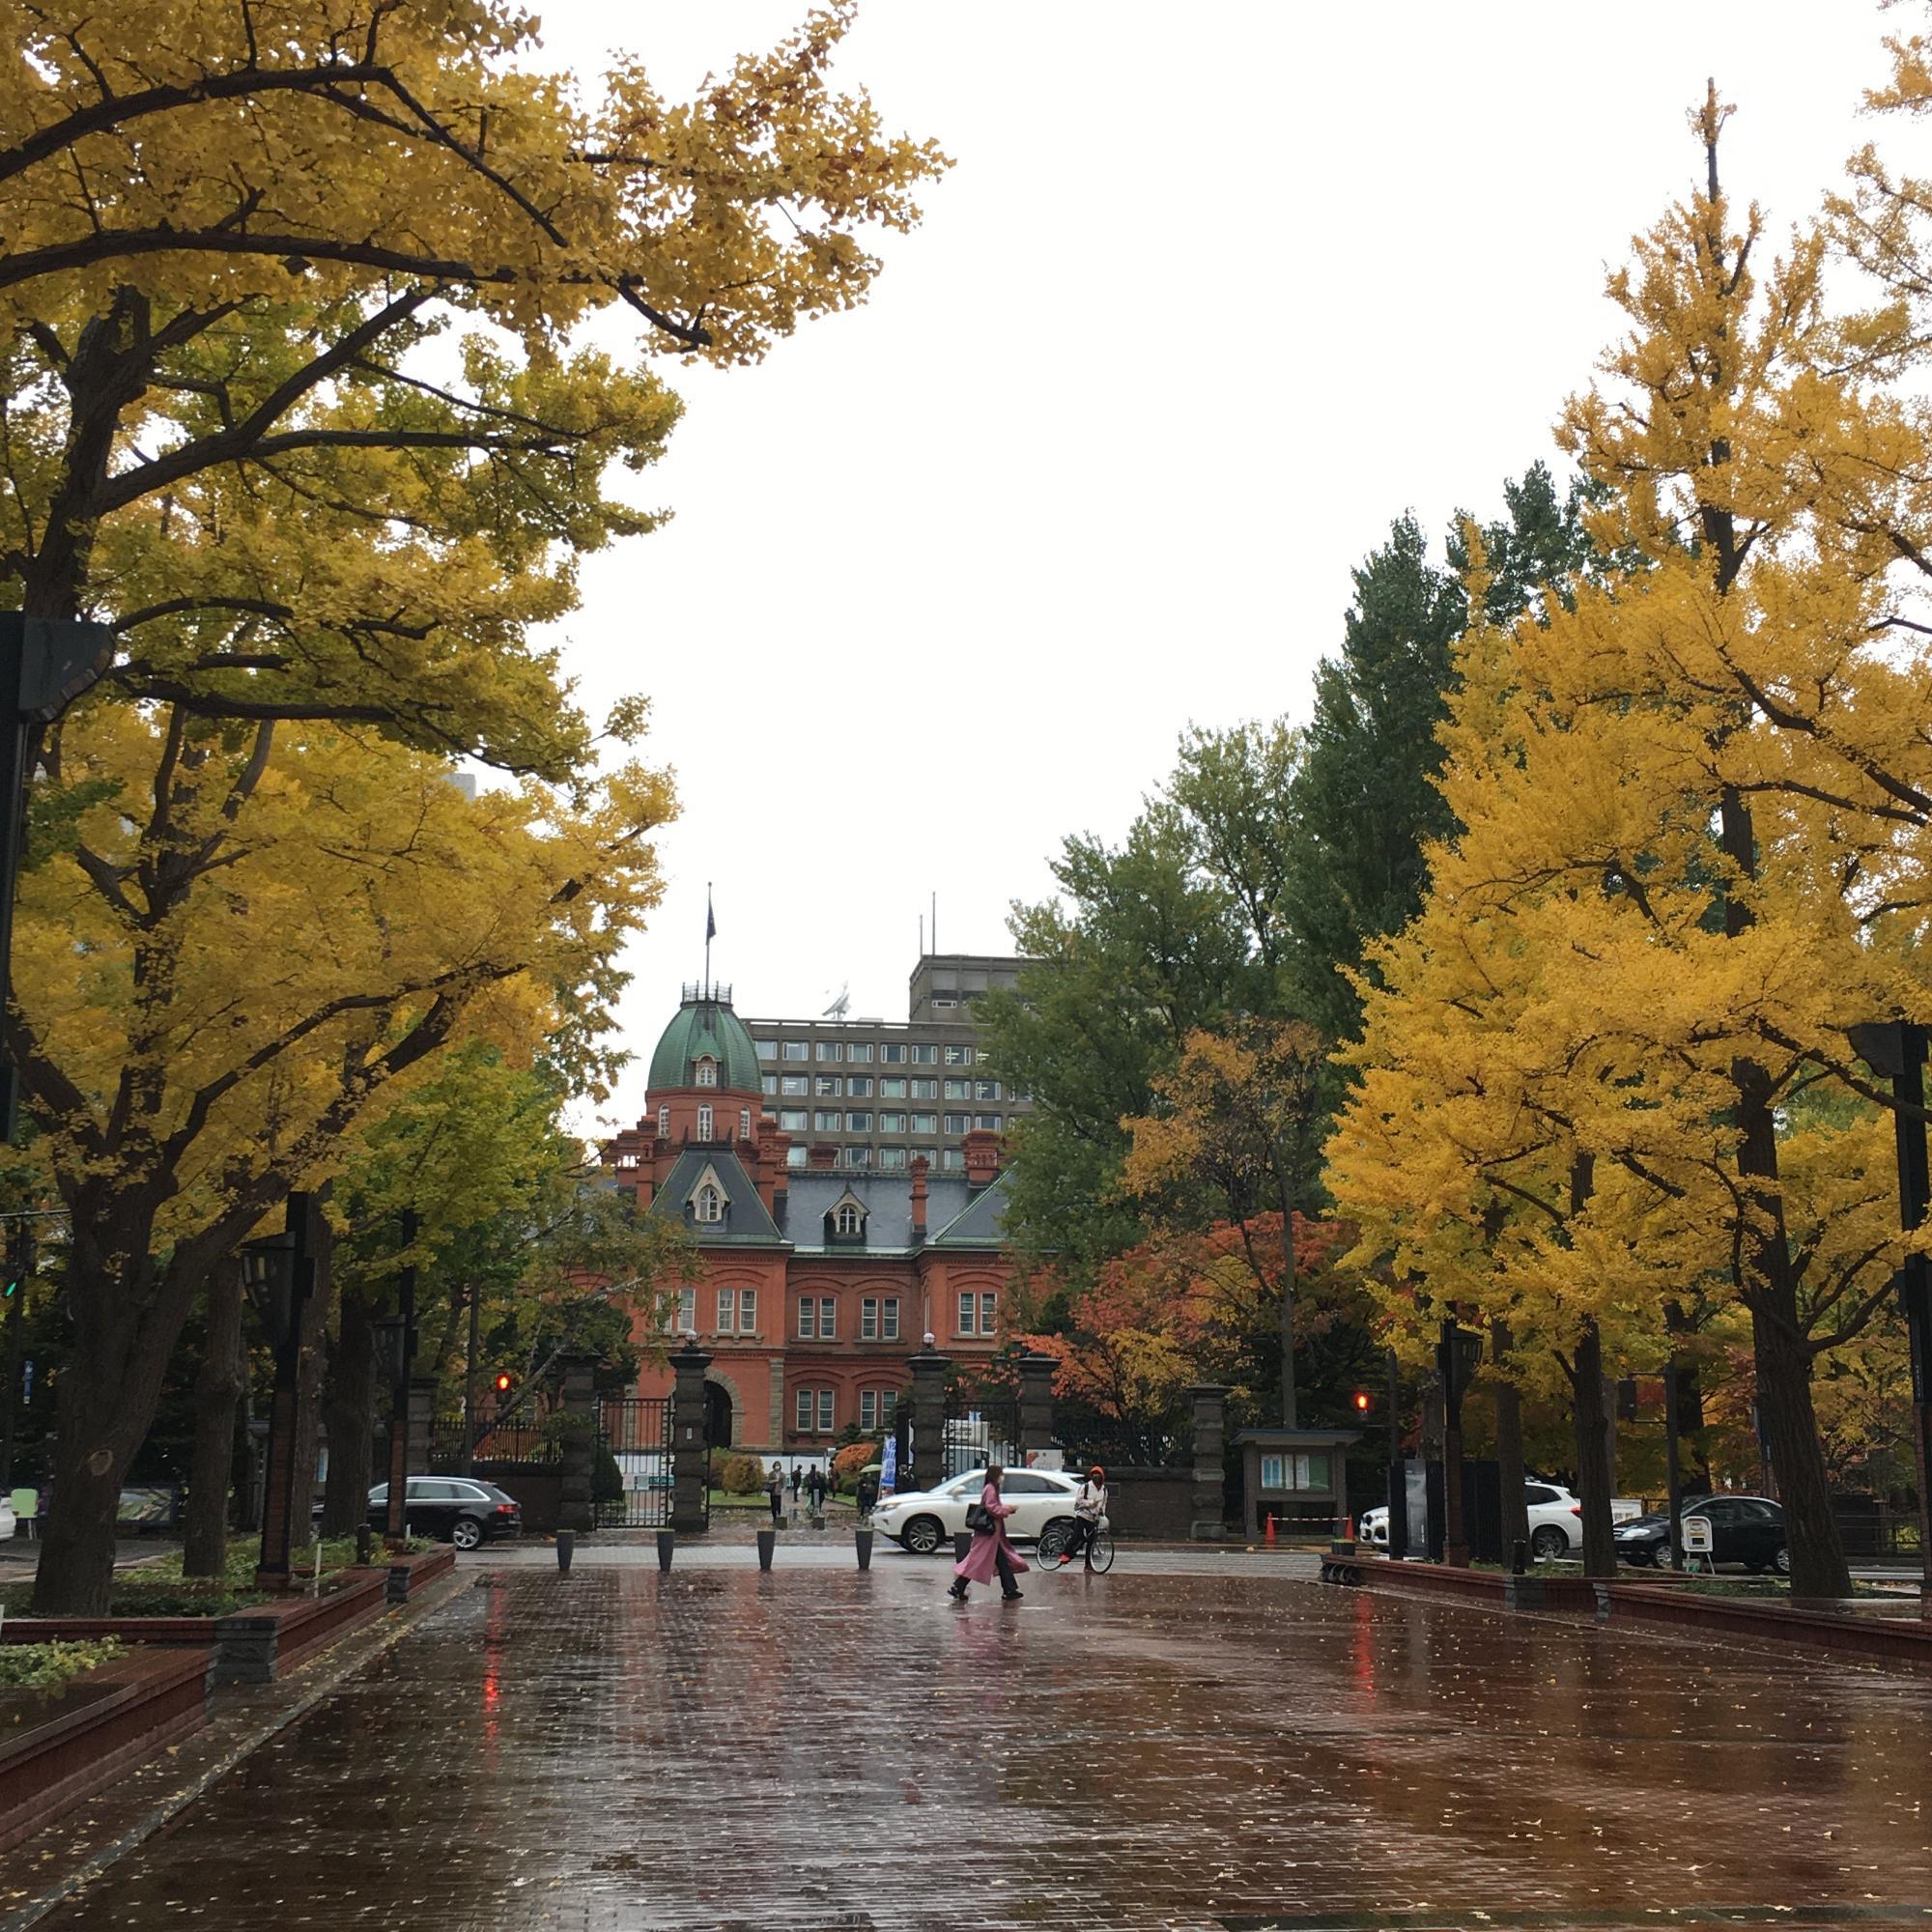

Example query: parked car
[871,1468,1084,1555]
[1614,1493,1788,1573]
[367,1476,522,1550]
[0,1494,15,1543]
[1358,1481,1586,1560]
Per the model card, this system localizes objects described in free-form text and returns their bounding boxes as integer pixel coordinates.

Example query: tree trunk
[1730,1052,1851,1598]
[1491,1320,1529,1559]
[1570,1321,1616,1579]
[320,1288,377,1537]
[32,1210,201,1615]
[182,1258,245,1577]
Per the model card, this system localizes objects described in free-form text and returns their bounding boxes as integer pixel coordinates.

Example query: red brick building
[601,984,1019,1457]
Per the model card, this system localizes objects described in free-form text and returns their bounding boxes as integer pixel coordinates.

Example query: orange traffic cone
[1264,1512,1276,1545]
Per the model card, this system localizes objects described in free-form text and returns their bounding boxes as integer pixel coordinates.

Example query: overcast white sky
[527,3,1891,1135]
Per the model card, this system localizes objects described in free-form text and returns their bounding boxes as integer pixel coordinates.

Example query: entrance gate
[598,1395,678,1527]
[942,1379,1020,1480]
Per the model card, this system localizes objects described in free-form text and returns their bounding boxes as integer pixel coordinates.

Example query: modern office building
[739,952,1032,1175]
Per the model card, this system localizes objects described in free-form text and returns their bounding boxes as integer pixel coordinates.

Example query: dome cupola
[648,983,761,1095]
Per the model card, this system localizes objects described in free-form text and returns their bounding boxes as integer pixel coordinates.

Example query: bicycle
[1035,1516,1115,1574]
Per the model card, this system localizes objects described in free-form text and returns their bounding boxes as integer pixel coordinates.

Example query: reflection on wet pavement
[38,1563,1932,1930]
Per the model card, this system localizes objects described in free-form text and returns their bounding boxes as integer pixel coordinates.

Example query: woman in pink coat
[947,1463,1028,1602]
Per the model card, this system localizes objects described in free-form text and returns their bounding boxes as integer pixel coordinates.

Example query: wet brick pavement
[32,1551,1932,1931]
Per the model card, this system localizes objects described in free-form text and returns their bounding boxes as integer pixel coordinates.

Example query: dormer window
[695,1058,718,1088]
[696,1184,723,1224]
[824,1189,868,1245]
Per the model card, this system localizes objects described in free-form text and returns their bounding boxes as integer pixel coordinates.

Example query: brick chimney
[963,1129,999,1191]
[909,1154,928,1245]
[755,1126,791,1216]
[809,1142,838,1171]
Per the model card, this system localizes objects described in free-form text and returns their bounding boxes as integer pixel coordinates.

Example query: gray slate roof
[927,1178,1009,1248]
[647,1148,786,1246]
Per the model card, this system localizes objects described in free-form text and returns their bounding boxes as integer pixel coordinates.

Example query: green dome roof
[648,988,761,1094]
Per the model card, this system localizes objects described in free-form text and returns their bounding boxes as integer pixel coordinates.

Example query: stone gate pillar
[670,1339,712,1534]
[1188,1383,1231,1542]
[1017,1352,1056,1463]
[907,1344,952,1491]
[557,1352,597,1533]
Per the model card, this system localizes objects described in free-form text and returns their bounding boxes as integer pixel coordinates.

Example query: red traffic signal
[493,1372,513,1394]
[1351,1390,1371,1414]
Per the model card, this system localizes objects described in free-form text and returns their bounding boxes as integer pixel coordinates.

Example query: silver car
[871,1468,1083,1554]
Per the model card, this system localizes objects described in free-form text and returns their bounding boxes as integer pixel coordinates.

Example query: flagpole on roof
[704,882,715,996]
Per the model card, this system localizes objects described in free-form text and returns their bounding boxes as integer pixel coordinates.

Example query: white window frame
[740,1108,752,1138]
[738,1289,756,1333]
[883,1297,900,1341]
[695,1182,722,1223]
[957,1291,975,1335]
[861,1296,878,1339]
[847,1042,874,1063]
[818,1295,836,1339]
[861,1388,878,1433]
[980,1292,997,1336]
[697,1103,713,1140]
[695,1059,717,1088]
[817,1040,844,1063]
[816,1075,843,1096]
[716,1287,735,1331]
[798,1298,815,1340]
[657,1105,669,1137]
[837,1205,863,1237]
[846,1146,872,1167]
[796,1387,813,1432]
[817,1389,835,1434]
[781,1040,810,1062]
[677,1285,696,1335]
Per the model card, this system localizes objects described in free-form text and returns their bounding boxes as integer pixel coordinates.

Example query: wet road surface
[38,1553,1932,1930]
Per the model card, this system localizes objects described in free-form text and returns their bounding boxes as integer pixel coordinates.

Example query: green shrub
[0,1638,125,1695]
[592,1447,624,1507]
[719,1453,765,1495]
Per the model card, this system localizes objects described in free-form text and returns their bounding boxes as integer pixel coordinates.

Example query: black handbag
[964,1502,994,1533]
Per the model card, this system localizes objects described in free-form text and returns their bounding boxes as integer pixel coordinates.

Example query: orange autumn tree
[1024,1214,1358,1463]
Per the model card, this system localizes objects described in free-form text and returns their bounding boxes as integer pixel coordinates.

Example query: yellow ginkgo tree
[16,696,671,1612]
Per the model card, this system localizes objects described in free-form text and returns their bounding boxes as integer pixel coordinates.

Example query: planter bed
[0,1644,210,1854]
[5,1566,397,1685]
[383,1545,454,1604]
[1339,1556,1605,1611]
[1605,1580,1932,1665]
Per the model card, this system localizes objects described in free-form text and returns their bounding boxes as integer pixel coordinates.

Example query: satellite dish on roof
[822,983,850,1020]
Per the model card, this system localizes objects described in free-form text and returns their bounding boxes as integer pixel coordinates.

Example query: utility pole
[0,1219,30,1492]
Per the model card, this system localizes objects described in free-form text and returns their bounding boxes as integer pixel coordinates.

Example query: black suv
[368,1477,522,1549]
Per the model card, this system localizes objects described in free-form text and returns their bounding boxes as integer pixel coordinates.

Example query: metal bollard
[656,1529,674,1573]
[952,1530,972,1563]
[1512,1537,1527,1577]
[556,1528,574,1574]
[756,1528,775,1572]
[355,1523,373,1567]
[855,1527,873,1572]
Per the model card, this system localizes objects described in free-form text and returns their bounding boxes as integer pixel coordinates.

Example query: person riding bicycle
[1059,1465,1108,1569]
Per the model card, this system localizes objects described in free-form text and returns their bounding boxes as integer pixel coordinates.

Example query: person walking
[809,1466,826,1512]
[856,1470,878,1520]
[789,1464,803,1504]
[948,1463,1027,1603]
[767,1461,785,1524]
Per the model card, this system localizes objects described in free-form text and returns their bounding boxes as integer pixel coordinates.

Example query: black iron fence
[599,1395,679,1527]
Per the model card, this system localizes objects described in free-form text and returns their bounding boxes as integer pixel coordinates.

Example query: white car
[0,1495,14,1544]
[872,1468,1084,1555]
[1358,1480,1585,1561]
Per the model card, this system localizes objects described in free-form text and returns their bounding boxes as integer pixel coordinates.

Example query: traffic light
[494,1372,513,1395]
[1351,1390,1371,1416]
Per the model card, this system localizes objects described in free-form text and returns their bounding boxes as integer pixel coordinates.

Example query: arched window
[696,1058,717,1088]
[696,1184,723,1224]
[656,1106,668,1138]
[739,1108,752,1139]
[697,1103,714,1141]
[836,1204,862,1236]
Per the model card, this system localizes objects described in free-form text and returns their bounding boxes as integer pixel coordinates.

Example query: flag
[705,891,716,944]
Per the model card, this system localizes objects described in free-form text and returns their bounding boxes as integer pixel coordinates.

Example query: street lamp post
[1848,1020,1932,1618]
[0,616,109,1146]
[1436,1319,1483,1568]
[242,1192,317,1591]
[376,1208,419,1549]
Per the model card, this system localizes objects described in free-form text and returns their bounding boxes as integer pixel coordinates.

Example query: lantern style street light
[242,1195,317,1589]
